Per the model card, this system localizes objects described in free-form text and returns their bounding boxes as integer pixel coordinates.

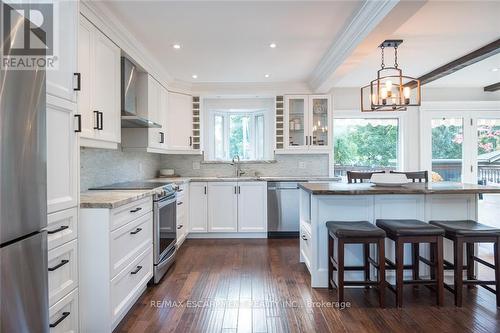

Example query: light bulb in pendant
[403,87,411,104]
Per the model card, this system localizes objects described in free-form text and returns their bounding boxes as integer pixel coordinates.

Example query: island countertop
[298,182,500,195]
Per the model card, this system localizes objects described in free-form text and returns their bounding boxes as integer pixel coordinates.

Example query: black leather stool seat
[429,220,500,237]
[376,219,444,237]
[326,221,386,238]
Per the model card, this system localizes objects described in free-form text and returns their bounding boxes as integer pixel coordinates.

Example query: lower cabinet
[189,181,267,234]
[79,198,153,332]
[49,288,79,333]
[176,184,189,245]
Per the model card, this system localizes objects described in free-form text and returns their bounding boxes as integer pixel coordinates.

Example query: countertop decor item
[370,173,409,187]
[159,169,175,176]
[361,40,421,112]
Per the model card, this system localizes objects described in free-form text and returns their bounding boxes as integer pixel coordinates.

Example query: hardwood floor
[115,239,500,333]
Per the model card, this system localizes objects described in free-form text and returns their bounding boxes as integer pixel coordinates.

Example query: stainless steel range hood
[121,57,161,128]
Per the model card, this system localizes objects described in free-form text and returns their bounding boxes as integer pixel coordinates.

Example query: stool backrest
[347,171,384,184]
[390,170,428,183]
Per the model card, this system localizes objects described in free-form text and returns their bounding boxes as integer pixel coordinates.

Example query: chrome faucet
[231,155,246,177]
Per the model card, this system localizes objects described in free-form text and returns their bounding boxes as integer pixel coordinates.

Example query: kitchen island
[298,182,500,288]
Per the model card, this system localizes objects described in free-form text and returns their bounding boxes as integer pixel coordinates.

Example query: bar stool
[376,219,445,307]
[429,220,500,307]
[327,221,387,307]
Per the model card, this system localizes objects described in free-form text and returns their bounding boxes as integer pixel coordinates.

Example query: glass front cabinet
[282,94,331,152]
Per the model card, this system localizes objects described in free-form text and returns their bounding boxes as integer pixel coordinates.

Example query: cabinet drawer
[47,208,78,251]
[48,239,78,307]
[110,212,153,278]
[300,224,312,270]
[111,247,153,325]
[111,196,152,231]
[49,288,79,333]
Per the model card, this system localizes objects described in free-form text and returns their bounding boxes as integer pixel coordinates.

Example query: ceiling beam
[408,38,500,88]
[484,82,500,92]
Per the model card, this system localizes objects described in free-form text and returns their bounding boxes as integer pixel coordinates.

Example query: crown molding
[80,0,192,94]
[190,81,312,96]
[308,0,399,93]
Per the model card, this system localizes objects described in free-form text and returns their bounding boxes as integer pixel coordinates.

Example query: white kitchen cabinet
[47,0,78,102]
[176,184,189,245]
[49,288,79,333]
[48,239,78,307]
[78,15,121,149]
[47,95,79,214]
[282,94,331,153]
[208,182,238,232]
[237,182,267,232]
[79,198,153,332]
[166,92,195,152]
[189,182,208,232]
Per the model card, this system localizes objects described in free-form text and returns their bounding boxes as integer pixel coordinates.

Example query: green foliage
[334,123,398,167]
[477,125,500,155]
[431,125,462,159]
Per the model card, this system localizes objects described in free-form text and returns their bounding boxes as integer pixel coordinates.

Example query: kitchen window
[333,118,400,179]
[204,98,274,161]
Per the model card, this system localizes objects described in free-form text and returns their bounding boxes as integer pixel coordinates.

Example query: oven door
[153,194,177,264]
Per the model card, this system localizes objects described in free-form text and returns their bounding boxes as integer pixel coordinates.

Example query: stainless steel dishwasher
[267,182,300,238]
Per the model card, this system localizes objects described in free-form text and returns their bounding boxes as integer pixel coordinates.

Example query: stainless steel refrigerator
[0,3,49,331]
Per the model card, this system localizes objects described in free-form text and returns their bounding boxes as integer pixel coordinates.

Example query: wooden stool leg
[363,243,370,288]
[494,237,500,307]
[328,234,333,290]
[412,243,420,287]
[430,242,436,281]
[454,238,464,307]
[378,238,386,308]
[395,239,404,307]
[337,239,345,303]
[466,242,475,289]
[435,236,444,306]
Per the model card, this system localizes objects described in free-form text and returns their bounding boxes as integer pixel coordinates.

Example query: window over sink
[204,97,274,161]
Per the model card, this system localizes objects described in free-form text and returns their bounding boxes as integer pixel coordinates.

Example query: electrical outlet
[193,161,201,170]
[298,161,306,169]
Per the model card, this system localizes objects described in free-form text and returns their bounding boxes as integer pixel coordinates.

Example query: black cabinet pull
[177,201,183,206]
[74,114,81,133]
[301,234,307,241]
[204,186,207,195]
[159,132,164,143]
[48,259,69,272]
[49,312,70,328]
[177,224,183,229]
[130,207,142,213]
[47,225,69,234]
[98,111,103,130]
[130,228,142,235]
[177,188,183,193]
[93,111,99,129]
[189,136,193,146]
[73,72,81,91]
[130,265,142,275]
[238,186,241,194]
[234,186,237,194]
[305,136,308,145]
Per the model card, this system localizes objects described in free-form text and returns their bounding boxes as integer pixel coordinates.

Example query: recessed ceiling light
[269,43,277,48]
[192,74,198,79]
[264,74,270,78]
[172,44,181,49]
[492,68,499,72]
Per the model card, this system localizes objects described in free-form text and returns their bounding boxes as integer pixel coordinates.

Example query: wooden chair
[390,171,428,183]
[347,171,384,184]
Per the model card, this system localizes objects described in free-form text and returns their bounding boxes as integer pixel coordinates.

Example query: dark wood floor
[115,239,500,333]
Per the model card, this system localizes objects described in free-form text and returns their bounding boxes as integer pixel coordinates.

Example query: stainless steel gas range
[90,181,178,283]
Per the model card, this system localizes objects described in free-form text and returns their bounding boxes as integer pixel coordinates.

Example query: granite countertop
[298,182,500,195]
[151,176,341,183]
[80,189,158,209]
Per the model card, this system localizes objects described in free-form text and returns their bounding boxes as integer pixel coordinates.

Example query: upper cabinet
[280,94,331,153]
[77,15,121,149]
[166,92,198,153]
[46,0,78,102]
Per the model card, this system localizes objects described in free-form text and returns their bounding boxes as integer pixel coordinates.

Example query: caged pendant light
[361,40,421,112]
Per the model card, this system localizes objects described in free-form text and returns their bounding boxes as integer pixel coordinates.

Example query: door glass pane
[333,118,399,179]
[431,118,463,182]
[288,98,305,147]
[229,115,252,160]
[311,98,328,146]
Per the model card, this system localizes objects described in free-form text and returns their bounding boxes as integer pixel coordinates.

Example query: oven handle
[156,195,176,208]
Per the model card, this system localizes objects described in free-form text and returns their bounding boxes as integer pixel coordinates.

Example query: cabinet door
[47,95,78,214]
[77,16,96,140]
[285,95,309,149]
[189,183,208,232]
[147,78,162,149]
[308,95,330,150]
[237,182,267,232]
[208,182,238,232]
[158,86,169,150]
[47,0,78,102]
[167,92,193,150]
[93,29,120,144]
